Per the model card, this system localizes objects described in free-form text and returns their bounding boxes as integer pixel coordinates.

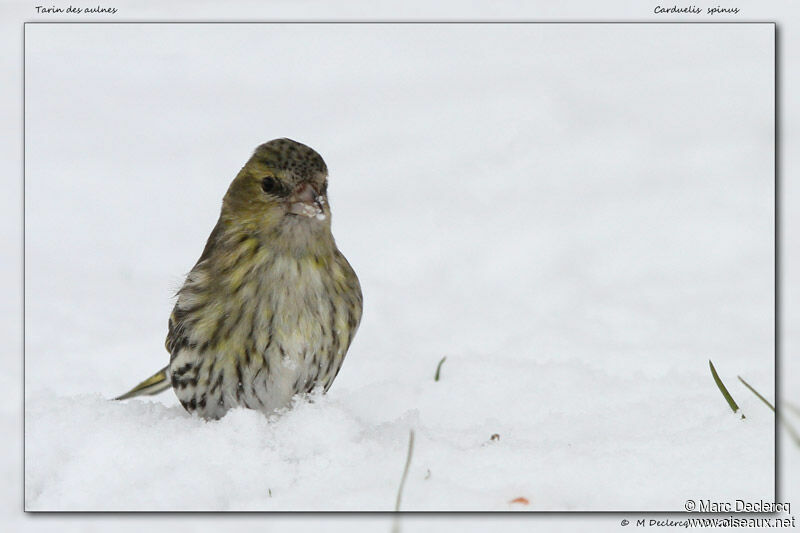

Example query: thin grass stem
[738,376,800,447]
[391,430,416,533]
[434,357,447,382]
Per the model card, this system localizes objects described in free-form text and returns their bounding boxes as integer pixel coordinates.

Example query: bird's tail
[114,366,171,400]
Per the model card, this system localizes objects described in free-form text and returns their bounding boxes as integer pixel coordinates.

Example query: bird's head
[221,138,332,241]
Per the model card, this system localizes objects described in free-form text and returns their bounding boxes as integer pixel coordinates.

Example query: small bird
[115,138,363,420]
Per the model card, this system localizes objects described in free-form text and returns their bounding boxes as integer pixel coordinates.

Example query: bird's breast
[170,247,358,417]
[245,252,348,405]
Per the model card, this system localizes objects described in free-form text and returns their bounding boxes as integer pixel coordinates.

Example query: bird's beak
[288,182,326,220]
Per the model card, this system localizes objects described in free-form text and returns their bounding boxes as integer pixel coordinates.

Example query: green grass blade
[738,376,800,447]
[434,357,447,382]
[737,376,774,411]
[709,360,741,415]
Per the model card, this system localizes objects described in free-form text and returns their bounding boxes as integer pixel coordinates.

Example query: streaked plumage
[116,138,362,419]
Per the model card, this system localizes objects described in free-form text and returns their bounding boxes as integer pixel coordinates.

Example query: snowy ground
[23,22,777,513]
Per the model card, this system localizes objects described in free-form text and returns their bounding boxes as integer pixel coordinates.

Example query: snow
[20,18,781,518]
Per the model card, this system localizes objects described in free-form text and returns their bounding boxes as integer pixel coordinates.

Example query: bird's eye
[261,177,279,195]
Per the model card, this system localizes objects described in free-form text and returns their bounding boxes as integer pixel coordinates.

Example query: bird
[115,138,363,420]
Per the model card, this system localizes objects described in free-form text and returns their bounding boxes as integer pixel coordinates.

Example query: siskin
[115,138,363,420]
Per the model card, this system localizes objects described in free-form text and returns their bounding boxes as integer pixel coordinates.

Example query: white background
[2,0,797,531]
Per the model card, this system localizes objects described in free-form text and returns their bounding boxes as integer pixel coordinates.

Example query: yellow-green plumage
[116,138,362,419]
